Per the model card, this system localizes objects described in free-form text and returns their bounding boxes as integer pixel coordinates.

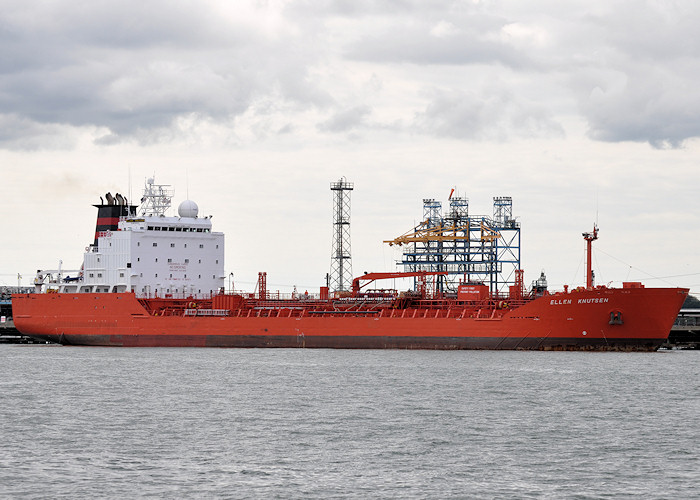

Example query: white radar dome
[178,200,199,218]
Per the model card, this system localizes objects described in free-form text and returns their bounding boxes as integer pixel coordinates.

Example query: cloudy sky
[1,0,699,295]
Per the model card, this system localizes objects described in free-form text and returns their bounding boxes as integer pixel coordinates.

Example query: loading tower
[491,197,521,291]
[385,191,521,296]
[329,178,354,293]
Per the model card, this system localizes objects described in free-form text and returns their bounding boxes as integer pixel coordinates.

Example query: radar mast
[139,177,174,216]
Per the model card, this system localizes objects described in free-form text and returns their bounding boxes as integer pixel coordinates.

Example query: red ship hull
[12,286,687,351]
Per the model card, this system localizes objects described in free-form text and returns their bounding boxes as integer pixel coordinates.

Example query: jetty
[663,308,700,349]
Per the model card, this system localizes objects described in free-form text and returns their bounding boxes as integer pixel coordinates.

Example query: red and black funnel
[93,193,137,245]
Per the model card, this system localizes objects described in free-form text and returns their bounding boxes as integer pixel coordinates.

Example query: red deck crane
[351,271,448,298]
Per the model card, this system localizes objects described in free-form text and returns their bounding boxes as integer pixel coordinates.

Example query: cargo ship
[12,178,687,350]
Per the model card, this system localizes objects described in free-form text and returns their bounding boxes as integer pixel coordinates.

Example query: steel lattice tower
[330,178,354,292]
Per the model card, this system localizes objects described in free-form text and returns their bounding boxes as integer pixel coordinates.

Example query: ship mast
[140,177,174,216]
[582,225,598,289]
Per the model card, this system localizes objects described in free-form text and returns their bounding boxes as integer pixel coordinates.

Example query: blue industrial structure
[385,193,521,295]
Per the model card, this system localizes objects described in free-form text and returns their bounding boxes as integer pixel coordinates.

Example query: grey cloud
[3,0,700,150]
[325,0,531,69]
[277,123,294,135]
[415,88,564,141]
[1,1,246,54]
[321,1,700,146]
[286,0,453,18]
[346,27,532,69]
[0,1,329,148]
[581,71,700,149]
[566,2,700,148]
[592,2,700,62]
[317,105,371,132]
[0,114,77,150]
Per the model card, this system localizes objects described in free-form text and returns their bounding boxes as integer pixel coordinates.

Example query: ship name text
[550,299,572,305]
[550,297,610,306]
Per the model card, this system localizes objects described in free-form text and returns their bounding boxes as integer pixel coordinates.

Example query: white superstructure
[35,178,225,298]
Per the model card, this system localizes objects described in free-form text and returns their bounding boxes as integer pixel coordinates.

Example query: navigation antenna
[140,177,174,216]
[330,178,354,293]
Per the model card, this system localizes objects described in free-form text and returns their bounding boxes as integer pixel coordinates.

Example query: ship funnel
[92,198,136,245]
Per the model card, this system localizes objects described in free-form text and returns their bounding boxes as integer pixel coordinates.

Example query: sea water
[1,346,698,499]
